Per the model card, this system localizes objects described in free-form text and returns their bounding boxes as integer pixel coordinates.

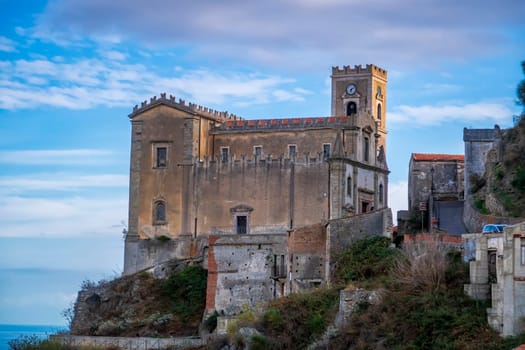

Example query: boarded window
[156,146,167,168]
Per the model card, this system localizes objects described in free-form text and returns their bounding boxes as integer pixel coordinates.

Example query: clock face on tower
[346,84,356,95]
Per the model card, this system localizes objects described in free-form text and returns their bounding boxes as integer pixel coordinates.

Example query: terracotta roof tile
[412,153,464,162]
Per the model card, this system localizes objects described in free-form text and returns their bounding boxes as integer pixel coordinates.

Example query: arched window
[347,102,357,116]
[154,201,166,224]
[377,103,382,120]
[379,184,384,204]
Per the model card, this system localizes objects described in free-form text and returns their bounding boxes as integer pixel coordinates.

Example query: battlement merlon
[331,64,387,80]
[128,92,244,122]
[210,115,365,134]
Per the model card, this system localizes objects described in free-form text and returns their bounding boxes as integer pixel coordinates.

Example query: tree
[518,61,525,110]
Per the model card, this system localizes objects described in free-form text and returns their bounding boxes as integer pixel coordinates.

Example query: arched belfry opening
[347,102,357,116]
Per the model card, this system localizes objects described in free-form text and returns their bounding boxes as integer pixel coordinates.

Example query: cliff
[469,117,525,219]
[70,260,207,337]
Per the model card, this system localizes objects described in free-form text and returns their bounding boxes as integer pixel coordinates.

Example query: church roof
[412,153,464,162]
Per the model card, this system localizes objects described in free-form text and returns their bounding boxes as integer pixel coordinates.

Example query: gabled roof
[412,153,464,162]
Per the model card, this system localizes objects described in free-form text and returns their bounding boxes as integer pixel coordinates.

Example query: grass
[330,244,525,350]
[260,288,340,350]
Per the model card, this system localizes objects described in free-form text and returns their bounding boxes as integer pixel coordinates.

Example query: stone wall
[326,208,392,281]
[463,223,525,336]
[206,233,287,315]
[51,334,205,350]
[288,223,327,292]
[124,236,207,275]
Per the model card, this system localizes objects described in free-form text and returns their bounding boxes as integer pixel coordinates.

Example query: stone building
[464,222,525,336]
[122,64,392,315]
[405,153,465,234]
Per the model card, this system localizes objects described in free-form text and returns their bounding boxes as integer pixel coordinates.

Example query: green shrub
[205,310,219,333]
[333,236,400,286]
[262,308,284,330]
[474,199,490,215]
[162,265,207,319]
[250,334,272,350]
[156,235,171,242]
[261,288,339,349]
[494,163,505,180]
[512,166,525,192]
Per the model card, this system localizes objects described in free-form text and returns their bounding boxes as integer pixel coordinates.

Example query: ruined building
[406,153,465,234]
[123,65,392,315]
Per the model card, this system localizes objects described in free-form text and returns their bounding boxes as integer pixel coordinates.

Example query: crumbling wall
[206,234,286,315]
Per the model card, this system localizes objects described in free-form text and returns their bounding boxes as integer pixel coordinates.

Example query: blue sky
[0,0,524,326]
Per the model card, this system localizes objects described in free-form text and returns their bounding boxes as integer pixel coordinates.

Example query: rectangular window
[323,144,331,160]
[288,145,297,159]
[237,215,247,234]
[273,254,286,278]
[521,239,525,265]
[153,144,168,168]
[221,147,229,163]
[346,176,352,197]
[254,146,262,158]
[363,137,369,162]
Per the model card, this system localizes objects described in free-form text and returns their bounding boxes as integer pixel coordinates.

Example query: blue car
[482,224,508,233]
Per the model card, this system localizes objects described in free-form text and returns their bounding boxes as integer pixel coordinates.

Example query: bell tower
[330,64,388,151]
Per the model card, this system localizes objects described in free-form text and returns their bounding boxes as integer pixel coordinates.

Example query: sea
[0,324,66,350]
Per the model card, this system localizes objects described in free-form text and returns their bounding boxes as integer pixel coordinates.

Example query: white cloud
[388,180,408,224]
[389,101,513,126]
[0,36,17,52]
[0,195,128,237]
[100,50,127,61]
[29,0,524,68]
[0,149,115,165]
[0,54,308,110]
[0,174,128,193]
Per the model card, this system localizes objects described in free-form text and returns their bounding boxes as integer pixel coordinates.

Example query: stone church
[123,64,392,313]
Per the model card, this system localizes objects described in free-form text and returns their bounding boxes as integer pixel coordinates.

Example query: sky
[0,0,524,326]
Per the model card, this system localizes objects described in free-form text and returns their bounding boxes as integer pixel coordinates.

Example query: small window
[363,137,369,162]
[379,183,384,203]
[221,147,229,163]
[377,86,382,96]
[377,103,382,120]
[288,145,297,159]
[346,102,357,116]
[154,146,167,168]
[237,216,247,234]
[521,239,525,265]
[254,146,262,159]
[154,201,166,224]
[323,144,331,160]
[347,176,352,197]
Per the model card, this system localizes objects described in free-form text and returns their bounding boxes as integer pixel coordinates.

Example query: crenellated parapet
[211,115,356,133]
[129,92,243,122]
[331,64,387,79]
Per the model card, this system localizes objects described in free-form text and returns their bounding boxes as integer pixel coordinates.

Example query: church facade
[123,64,390,278]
